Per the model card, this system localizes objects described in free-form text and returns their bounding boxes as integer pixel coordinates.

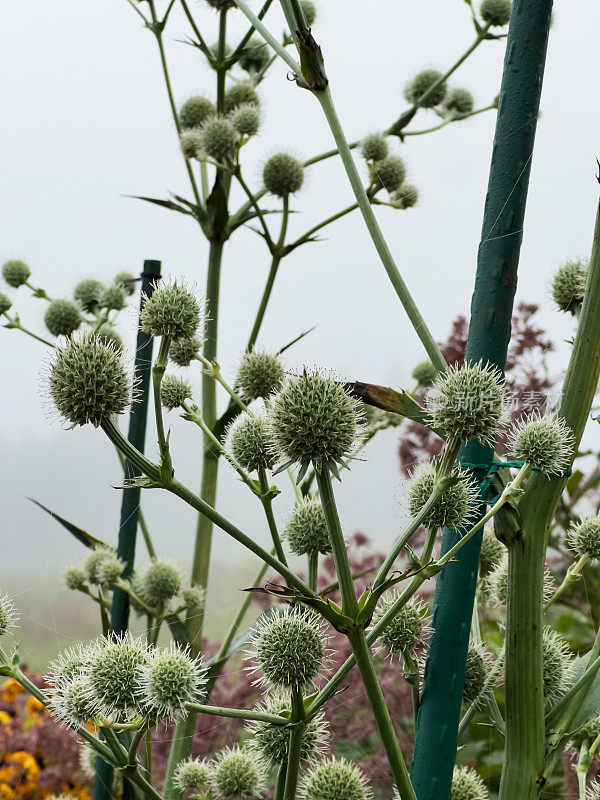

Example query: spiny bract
[141,281,201,341]
[567,517,600,560]
[236,349,285,401]
[229,412,276,473]
[263,152,304,197]
[84,547,115,584]
[247,694,328,766]
[2,259,30,288]
[49,335,131,427]
[161,375,192,411]
[405,69,447,108]
[408,465,478,530]
[51,676,96,728]
[587,781,600,800]
[95,554,125,590]
[47,643,89,691]
[284,497,332,556]
[45,299,82,337]
[63,566,87,592]
[450,765,489,800]
[508,412,574,475]
[95,324,123,351]
[372,595,428,658]
[211,745,266,798]
[300,757,372,800]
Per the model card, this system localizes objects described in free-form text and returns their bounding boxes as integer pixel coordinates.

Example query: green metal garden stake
[410,3,554,798]
[93,259,161,800]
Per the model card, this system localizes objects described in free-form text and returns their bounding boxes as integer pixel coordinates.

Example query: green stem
[153,335,172,471]
[3,314,55,347]
[308,552,318,592]
[258,467,287,565]
[545,554,589,610]
[283,687,305,800]
[273,763,288,800]
[231,0,301,73]
[234,167,274,248]
[185,702,288,725]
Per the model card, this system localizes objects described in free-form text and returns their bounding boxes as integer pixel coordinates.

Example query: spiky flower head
[444,87,474,115]
[450,766,488,800]
[542,627,571,702]
[586,781,600,800]
[236,349,285,402]
[73,279,104,312]
[508,412,574,475]
[173,757,212,792]
[96,554,125,590]
[84,547,114,584]
[211,746,266,799]
[179,129,202,160]
[284,497,332,556]
[47,643,90,692]
[428,361,505,446]
[224,81,260,114]
[87,633,150,720]
[49,335,131,426]
[360,133,388,163]
[486,556,555,606]
[567,517,600,561]
[99,285,126,311]
[140,561,181,607]
[63,566,87,592]
[229,412,276,473]
[239,36,270,73]
[141,281,201,341]
[392,183,419,209]
[52,676,96,728]
[300,757,372,800]
[478,528,505,575]
[371,156,406,193]
[95,324,123,351]
[551,259,588,314]
[161,375,192,411]
[182,586,205,613]
[0,293,12,315]
[0,593,18,636]
[372,595,428,658]
[462,645,491,705]
[405,70,447,107]
[263,152,304,197]
[179,96,215,130]
[408,464,479,530]
[114,271,136,296]
[249,606,326,690]
[412,361,437,387]
[137,642,205,721]
[270,370,363,473]
[300,0,317,25]
[2,259,30,288]
[45,299,82,337]
[570,715,600,750]
[231,103,261,138]
[198,116,237,162]
[170,335,201,367]
[247,693,328,766]
[480,0,511,26]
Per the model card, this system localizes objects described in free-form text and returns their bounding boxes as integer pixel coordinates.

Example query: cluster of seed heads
[408,464,479,530]
[507,411,574,475]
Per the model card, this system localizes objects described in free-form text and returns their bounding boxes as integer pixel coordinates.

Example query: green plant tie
[460,460,573,507]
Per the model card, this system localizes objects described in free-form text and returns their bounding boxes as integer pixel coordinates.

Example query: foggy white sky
[1,0,599,596]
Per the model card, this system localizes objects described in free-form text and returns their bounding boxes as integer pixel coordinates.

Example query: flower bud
[179,96,215,130]
[137,642,205,720]
[450,766,488,800]
[567,517,600,560]
[114,271,136,296]
[230,103,261,138]
[392,183,419,209]
[161,375,193,411]
[84,547,115,584]
[96,554,125,590]
[229,412,276,472]
[239,37,270,73]
[170,335,201,367]
[301,758,371,800]
[284,497,332,556]
[371,156,406,193]
[405,70,447,107]
[551,259,587,314]
[141,281,201,341]
[182,586,205,613]
[247,694,328,766]
[0,593,18,636]
[300,0,317,25]
[211,746,266,799]
[412,360,437,387]
[542,627,571,702]
[236,349,285,401]
[0,293,12,315]
[2,259,30,288]
[462,645,490,705]
[360,133,388,163]
[100,285,126,311]
[140,561,181,606]
[199,117,237,162]
[45,299,82,337]
[263,152,304,197]
[444,87,474,115]
[408,465,478,530]
[508,412,574,475]
[372,595,428,658]
[224,81,260,114]
[74,279,104,312]
[180,130,203,160]
[87,633,150,720]
[63,566,88,592]
[480,0,511,26]
[173,758,212,792]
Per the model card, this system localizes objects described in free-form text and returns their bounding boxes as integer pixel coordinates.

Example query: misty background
[1,0,599,663]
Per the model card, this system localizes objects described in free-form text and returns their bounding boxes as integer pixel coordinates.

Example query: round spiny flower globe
[236,349,285,401]
[182,586,205,613]
[371,155,406,193]
[180,130,202,160]
[63,566,87,592]
[141,561,181,606]
[486,557,555,606]
[239,36,270,73]
[47,644,90,691]
[199,116,237,162]
[462,645,490,705]
[95,324,123,351]
[114,271,136,296]
[570,715,600,750]
[428,361,505,445]
[161,375,192,411]
[393,183,419,209]
[0,593,18,636]
[480,0,511,26]
[87,633,150,719]
[173,758,212,792]
[450,766,488,800]
[170,335,201,367]
[444,87,474,115]
[141,281,201,341]
[270,370,362,472]
[360,133,388,163]
[44,299,82,337]
[49,335,131,426]
[478,528,505,575]
[284,497,331,557]
[508,412,574,475]
[231,103,261,138]
[2,259,30,288]
[247,694,328,766]
[405,69,447,108]
[99,285,126,312]
[211,746,266,799]
[408,465,478,530]
[300,757,371,800]
[542,627,571,702]
[73,279,104,312]
[372,595,427,658]
[0,292,12,315]
[84,547,114,584]
[551,259,588,314]
[412,360,437,387]
[128,573,153,615]
[137,642,205,721]
[52,676,96,728]
[96,555,125,590]
[263,152,304,197]
[224,81,260,114]
[209,41,233,61]
[251,606,326,690]
[587,782,600,800]
[567,517,600,560]
[179,96,215,130]
[300,0,317,25]
[229,412,276,473]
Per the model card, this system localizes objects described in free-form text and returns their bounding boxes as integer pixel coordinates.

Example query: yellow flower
[0,711,11,726]
[0,678,24,702]
[25,696,45,717]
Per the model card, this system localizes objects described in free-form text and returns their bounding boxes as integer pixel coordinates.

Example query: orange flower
[0,678,24,702]
[25,696,45,717]
[0,711,11,726]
